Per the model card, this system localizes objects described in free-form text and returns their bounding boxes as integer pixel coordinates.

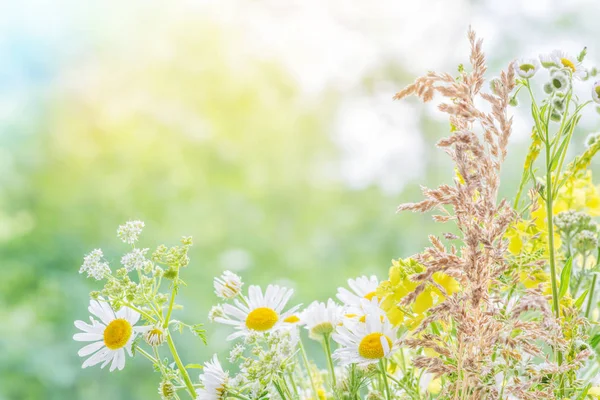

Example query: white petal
[78,341,105,357]
[73,332,103,342]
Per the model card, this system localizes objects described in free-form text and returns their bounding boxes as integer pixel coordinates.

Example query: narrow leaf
[574,289,589,309]
[558,257,573,299]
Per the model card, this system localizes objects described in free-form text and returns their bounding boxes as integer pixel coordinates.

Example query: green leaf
[558,257,573,299]
[575,383,591,400]
[591,334,600,348]
[574,289,589,309]
[550,135,571,172]
[185,364,203,369]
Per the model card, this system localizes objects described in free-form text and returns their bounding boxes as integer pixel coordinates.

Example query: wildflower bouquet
[73,30,600,399]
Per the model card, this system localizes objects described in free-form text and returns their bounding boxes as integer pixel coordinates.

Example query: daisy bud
[158,380,176,400]
[144,326,166,347]
[514,58,539,79]
[550,71,571,92]
[208,305,225,321]
[586,133,600,147]
[213,270,243,299]
[509,96,519,107]
[550,111,562,122]
[543,82,554,94]
[591,81,600,104]
[552,97,565,113]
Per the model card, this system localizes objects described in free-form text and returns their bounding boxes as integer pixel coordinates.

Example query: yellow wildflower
[377,258,459,329]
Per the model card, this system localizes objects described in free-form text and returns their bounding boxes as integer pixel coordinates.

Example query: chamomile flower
[592,81,600,104]
[197,355,228,400]
[73,298,145,371]
[551,50,586,79]
[214,271,243,299]
[514,58,539,79]
[332,311,398,366]
[215,285,301,340]
[337,275,380,307]
[300,299,343,339]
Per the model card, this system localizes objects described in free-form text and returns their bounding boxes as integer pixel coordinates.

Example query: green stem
[163,281,179,329]
[287,371,299,397]
[379,359,391,400]
[545,139,562,360]
[125,303,157,324]
[166,334,197,399]
[322,333,337,388]
[135,345,158,364]
[299,337,319,399]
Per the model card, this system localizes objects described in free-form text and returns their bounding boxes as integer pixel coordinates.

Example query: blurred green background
[2,0,600,398]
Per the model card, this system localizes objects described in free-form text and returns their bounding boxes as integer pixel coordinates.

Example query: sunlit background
[3,0,600,398]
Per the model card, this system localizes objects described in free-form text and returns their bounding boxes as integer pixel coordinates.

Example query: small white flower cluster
[79,249,110,280]
[117,220,145,245]
[121,248,151,272]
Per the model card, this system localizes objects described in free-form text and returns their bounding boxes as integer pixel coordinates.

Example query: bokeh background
[3,0,600,398]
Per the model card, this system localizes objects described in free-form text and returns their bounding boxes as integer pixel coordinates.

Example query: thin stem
[163,281,179,329]
[379,359,391,400]
[125,303,157,324]
[322,333,337,388]
[135,345,159,364]
[166,334,197,399]
[299,337,319,399]
[287,371,299,397]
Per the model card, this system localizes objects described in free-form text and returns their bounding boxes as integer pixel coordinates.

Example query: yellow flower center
[358,332,392,359]
[103,318,133,350]
[245,307,278,331]
[561,58,576,72]
[519,63,535,73]
[364,291,377,300]
[284,315,300,323]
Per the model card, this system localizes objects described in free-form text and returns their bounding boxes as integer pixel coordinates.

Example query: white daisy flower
[300,299,343,339]
[337,275,380,307]
[514,58,539,79]
[73,298,145,371]
[550,50,586,79]
[215,285,301,340]
[332,311,398,366]
[196,355,229,400]
[214,270,243,299]
[592,81,600,104]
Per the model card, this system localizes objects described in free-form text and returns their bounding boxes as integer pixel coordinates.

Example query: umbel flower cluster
[74,30,600,399]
